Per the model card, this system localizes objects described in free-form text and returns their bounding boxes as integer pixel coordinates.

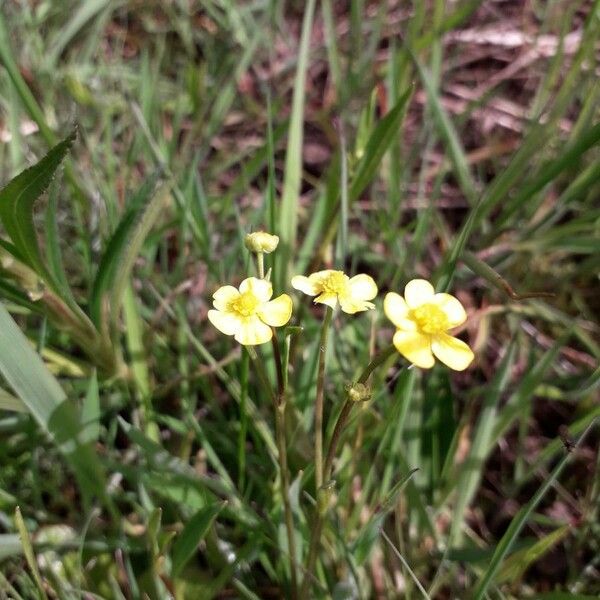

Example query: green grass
[0,1,599,598]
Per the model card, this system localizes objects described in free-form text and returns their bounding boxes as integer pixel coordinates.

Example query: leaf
[0,386,27,412]
[472,421,596,600]
[0,302,108,503]
[89,174,169,328]
[448,342,517,548]
[171,501,227,577]
[0,130,76,286]
[80,370,100,443]
[15,507,48,600]
[277,0,316,288]
[495,526,570,584]
[349,87,412,203]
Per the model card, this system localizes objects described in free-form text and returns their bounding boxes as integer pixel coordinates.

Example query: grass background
[0,0,599,598]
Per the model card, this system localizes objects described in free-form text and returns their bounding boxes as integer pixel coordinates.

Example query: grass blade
[171,501,227,577]
[277,0,316,289]
[472,420,597,600]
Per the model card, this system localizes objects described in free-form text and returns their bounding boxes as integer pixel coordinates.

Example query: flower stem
[256,252,265,279]
[247,344,298,599]
[314,305,333,491]
[301,343,397,595]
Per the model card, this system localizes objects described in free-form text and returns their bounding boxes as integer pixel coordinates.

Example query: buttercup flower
[244,231,279,254]
[208,277,292,345]
[291,270,378,314]
[384,279,474,371]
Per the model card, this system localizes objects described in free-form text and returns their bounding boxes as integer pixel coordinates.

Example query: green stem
[237,349,249,491]
[315,305,333,491]
[247,345,298,599]
[301,343,397,595]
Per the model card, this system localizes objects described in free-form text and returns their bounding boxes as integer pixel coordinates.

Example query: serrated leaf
[0,131,76,286]
[89,173,168,328]
[171,501,227,577]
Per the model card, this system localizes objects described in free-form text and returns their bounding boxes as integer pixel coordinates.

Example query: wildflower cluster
[208,231,474,371]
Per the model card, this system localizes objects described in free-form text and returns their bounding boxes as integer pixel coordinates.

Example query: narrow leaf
[171,501,227,577]
[0,131,76,285]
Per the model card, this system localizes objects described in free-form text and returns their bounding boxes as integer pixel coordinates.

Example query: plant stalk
[301,343,397,595]
[315,305,333,491]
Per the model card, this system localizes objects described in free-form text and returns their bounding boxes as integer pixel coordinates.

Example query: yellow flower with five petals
[291,270,378,314]
[384,279,474,371]
[208,277,292,345]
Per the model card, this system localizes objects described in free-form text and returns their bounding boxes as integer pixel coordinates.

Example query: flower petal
[339,296,375,314]
[431,333,474,371]
[348,274,378,301]
[291,275,320,296]
[432,293,467,328]
[384,292,410,326]
[234,316,273,345]
[208,309,243,336]
[257,294,293,327]
[212,286,240,311]
[404,279,435,309]
[392,330,435,369]
[314,292,338,309]
[239,277,272,302]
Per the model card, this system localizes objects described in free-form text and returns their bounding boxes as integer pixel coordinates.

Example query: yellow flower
[291,270,378,314]
[384,279,474,371]
[208,277,292,345]
[244,231,279,254]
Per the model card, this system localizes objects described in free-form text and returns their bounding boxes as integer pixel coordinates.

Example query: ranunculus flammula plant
[291,269,378,314]
[208,277,292,345]
[384,279,474,370]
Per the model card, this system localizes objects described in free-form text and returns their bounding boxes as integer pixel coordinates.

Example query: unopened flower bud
[346,382,372,403]
[244,231,279,254]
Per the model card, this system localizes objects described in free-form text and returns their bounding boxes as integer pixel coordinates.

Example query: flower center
[230,291,260,317]
[320,271,349,295]
[411,303,450,334]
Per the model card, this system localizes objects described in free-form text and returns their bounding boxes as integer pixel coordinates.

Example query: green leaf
[349,87,412,203]
[495,526,570,584]
[277,0,316,288]
[171,501,227,577]
[0,302,108,504]
[81,370,100,443]
[0,386,27,412]
[15,507,48,600]
[448,342,517,548]
[472,421,596,600]
[0,130,76,286]
[89,174,169,327]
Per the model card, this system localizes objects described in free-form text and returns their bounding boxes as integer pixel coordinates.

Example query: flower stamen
[411,304,450,335]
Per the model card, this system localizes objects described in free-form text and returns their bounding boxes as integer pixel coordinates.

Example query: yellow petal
[208,309,243,336]
[212,285,240,311]
[257,294,293,327]
[291,275,319,296]
[239,277,272,302]
[404,279,435,309]
[431,333,474,371]
[393,330,434,369]
[234,316,273,345]
[432,293,467,328]
[314,292,338,309]
[384,292,414,330]
[339,296,374,314]
[348,274,378,301]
